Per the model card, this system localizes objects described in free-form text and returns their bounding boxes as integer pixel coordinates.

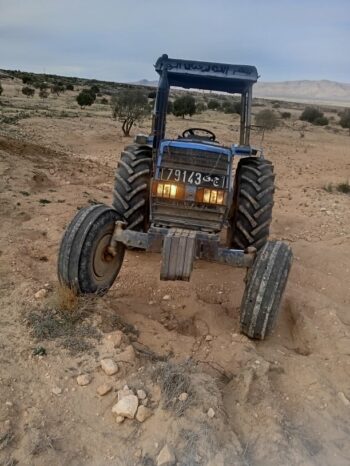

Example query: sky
[1,0,350,83]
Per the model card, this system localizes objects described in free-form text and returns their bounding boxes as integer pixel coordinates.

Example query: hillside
[135,78,350,106]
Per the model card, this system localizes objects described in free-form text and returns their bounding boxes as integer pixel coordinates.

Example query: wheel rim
[92,233,120,283]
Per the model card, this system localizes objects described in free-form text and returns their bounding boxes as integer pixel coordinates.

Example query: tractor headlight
[196,188,225,205]
[152,181,184,200]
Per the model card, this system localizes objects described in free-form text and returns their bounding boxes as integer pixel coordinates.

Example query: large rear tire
[229,157,275,251]
[112,144,152,231]
[240,240,293,340]
[58,204,125,295]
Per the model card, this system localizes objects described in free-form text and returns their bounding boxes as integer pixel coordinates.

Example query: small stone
[115,345,136,364]
[162,295,171,301]
[96,383,112,396]
[136,405,152,422]
[178,392,188,402]
[117,387,134,401]
[5,401,13,407]
[77,374,91,386]
[137,389,147,400]
[320,207,326,212]
[338,391,350,406]
[207,408,215,418]
[141,398,148,406]
[107,330,124,348]
[34,288,48,299]
[116,415,124,424]
[157,444,176,466]
[112,395,139,419]
[101,359,119,376]
[52,387,62,396]
[205,334,213,342]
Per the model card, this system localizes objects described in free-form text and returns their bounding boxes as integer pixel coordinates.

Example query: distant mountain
[133,78,350,105]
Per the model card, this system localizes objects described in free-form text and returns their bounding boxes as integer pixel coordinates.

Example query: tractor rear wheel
[112,144,152,231]
[58,204,125,295]
[229,157,275,251]
[240,240,293,340]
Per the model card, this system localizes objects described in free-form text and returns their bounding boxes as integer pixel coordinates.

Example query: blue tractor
[58,54,292,340]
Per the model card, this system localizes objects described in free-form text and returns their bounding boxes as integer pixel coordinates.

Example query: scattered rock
[96,383,112,396]
[157,444,176,466]
[34,288,48,299]
[136,405,152,422]
[162,295,171,301]
[115,345,136,364]
[320,207,326,212]
[205,334,213,342]
[116,415,124,424]
[112,394,139,419]
[106,330,124,348]
[137,389,147,400]
[77,374,91,386]
[207,408,215,418]
[178,392,188,402]
[117,386,134,401]
[101,359,119,376]
[141,398,148,407]
[338,391,350,406]
[52,386,62,396]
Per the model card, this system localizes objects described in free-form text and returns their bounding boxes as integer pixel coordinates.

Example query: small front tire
[58,204,125,295]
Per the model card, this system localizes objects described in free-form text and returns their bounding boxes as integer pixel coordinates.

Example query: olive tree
[173,94,196,118]
[76,89,96,108]
[22,86,35,98]
[111,88,149,136]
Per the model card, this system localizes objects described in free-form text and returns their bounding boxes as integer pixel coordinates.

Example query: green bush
[272,102,280,108]
[195,101,207,114]
[76,89,96,108]
[39,88,49,99]
[281,111,291,119]
[90,85,100,95]
[0,82,3,96]
[255,109,278,130]
[22,86,35,98]
[222,100,241,114]
[173,94,196,118]
[313,116,329,126]
[339,109,350,134]
[208,99,221,110]
[51,83,65,95]
[100,97,109,104]
[66,83,74,91]
[300,106,323,123]
[22,76,32,84]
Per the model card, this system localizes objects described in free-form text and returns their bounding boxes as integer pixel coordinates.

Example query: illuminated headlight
[197,188,225,205]
[153,181,181,199]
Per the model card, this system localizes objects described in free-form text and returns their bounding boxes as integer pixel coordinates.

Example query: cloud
[1,0,349,82]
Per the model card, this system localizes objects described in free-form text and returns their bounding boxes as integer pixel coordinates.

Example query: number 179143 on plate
[161,168,226,188]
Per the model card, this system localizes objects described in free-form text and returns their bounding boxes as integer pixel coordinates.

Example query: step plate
[160,229,196,281]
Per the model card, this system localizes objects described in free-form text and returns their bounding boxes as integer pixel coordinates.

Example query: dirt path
[0,100,350,465]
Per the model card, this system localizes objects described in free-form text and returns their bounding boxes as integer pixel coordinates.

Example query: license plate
[160,168,226,188]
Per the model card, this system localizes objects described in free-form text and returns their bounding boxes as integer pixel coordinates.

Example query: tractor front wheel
[58,204,125,295]
[240,240,293,340]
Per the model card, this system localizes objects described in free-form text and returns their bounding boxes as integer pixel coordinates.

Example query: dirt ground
[0,79,350,466]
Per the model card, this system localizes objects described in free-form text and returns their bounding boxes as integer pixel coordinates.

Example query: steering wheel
[182,128,216,141]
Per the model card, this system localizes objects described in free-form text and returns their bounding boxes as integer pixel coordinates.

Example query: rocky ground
[0,78,350,466]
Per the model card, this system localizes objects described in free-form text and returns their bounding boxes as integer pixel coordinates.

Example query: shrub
[339,109,350,135]
[39,88,49,99]
[0,82,3,96]
[51,83,65,96]
[222,100,241,114]
[148,90,157,99]
[281,111,291,119]
[39,82,48,91]
[272,102,280,108]
[90,85,100,95]
[100,97,109,104]
[22,86,35,98]
[300,106,323,123]
[111,88,149,136]
[22,76,32,84]
[76,89,96,108]
[173,94,196,118]
[313,116,329,126]
[255,109,278,130]
[196,102,207,114]
[167,100,174,114]
[66,83,74,91]
[208,99,221,110]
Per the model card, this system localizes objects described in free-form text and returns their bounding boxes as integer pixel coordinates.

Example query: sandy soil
[0,79,350,466]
